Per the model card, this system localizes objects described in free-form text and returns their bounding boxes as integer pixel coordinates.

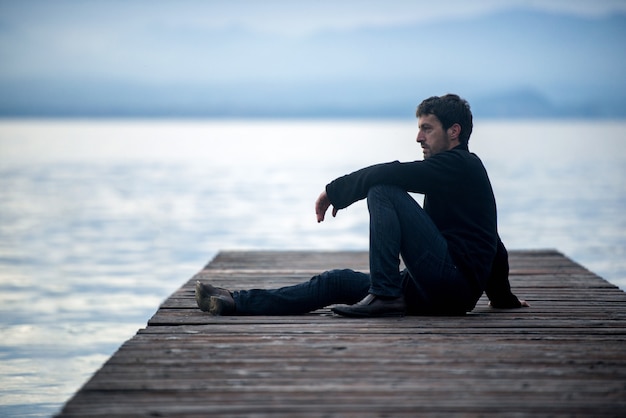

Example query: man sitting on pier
[196,94,528,317]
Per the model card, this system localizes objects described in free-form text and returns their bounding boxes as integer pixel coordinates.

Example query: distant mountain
[1,10,624,118]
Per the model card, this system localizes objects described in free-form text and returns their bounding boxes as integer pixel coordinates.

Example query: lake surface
[1,119,625,416]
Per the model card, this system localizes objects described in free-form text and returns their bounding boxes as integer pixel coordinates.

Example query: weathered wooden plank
[55,392,623,417]
[56,250,626,417]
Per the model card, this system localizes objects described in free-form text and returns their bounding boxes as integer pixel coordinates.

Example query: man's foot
[195,281,235,315]
[331,294,406,318]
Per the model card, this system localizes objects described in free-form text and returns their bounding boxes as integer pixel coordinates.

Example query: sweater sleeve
[485,238,523,308]
[325,160,443,210]
[325,163,386,210]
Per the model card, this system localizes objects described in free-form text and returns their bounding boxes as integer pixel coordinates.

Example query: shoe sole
[331,306,405,318]
[195,281,212,312]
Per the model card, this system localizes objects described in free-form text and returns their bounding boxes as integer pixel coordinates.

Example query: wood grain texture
[56,250,626,417]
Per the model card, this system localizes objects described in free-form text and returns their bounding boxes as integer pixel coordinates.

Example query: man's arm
[485,238,529,308]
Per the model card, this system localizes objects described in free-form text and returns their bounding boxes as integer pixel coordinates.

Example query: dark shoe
[195,281,235,315]
[331,294,406,318]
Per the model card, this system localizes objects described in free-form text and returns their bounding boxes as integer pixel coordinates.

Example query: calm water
[1,119,625,416]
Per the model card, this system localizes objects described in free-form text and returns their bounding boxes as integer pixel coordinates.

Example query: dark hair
[416,94,473,144]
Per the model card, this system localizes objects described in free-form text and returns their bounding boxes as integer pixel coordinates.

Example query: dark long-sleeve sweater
[325,143,521,308]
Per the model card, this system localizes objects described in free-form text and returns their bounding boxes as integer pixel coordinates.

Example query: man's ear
[448,123,461,142]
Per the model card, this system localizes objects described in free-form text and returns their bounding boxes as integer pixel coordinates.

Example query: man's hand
[315,191,338,223]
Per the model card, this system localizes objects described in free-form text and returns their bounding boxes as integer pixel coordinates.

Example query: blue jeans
[367,185,478,314]
[234,185,479,315]
[233,269,370,315]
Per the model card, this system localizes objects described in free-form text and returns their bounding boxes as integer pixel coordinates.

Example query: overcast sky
[1,1,623,77]
[2,0,625,79]
[1,0,625,117]
[2,0,625,35]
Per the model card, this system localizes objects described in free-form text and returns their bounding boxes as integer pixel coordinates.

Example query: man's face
[416,114,459,159]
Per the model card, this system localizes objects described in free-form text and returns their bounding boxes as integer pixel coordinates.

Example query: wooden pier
[57,250,626,416]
